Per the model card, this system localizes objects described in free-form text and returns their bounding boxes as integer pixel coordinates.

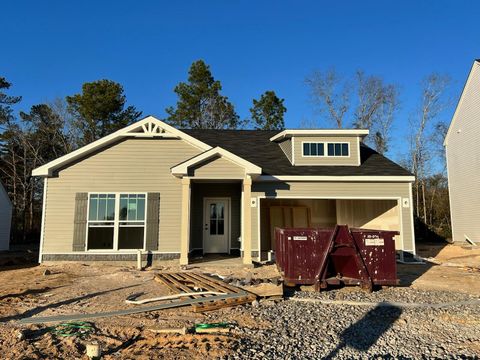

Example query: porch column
[242,175,252,265]
[180,177,191,265]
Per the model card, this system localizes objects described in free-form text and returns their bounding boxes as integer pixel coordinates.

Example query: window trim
[301,141,350,158]
[85,192,148,252]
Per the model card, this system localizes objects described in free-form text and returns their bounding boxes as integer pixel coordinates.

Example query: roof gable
[171,146,262,177]
[32,116,212,177]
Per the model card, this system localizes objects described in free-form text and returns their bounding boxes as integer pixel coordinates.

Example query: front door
[203,198,229,253]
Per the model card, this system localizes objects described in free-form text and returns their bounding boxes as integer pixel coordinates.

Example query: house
[32,116,415,265]
[444,59,480,244]
[0,181,12,251]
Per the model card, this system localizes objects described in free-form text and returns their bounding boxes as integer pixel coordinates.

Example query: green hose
[195,322,230,330]
[49,321,94,337]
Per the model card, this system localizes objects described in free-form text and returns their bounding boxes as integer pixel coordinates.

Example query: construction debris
[17,292,248,325]
[154,272,257,312]
[86,342,101,359]
[125,291,225,305]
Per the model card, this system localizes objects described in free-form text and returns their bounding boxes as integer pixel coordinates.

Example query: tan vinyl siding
[251,181,414,252]
[189,156,245,178]
[293,136,360,166]
[446,62,480,243]
[43,138,201,253]
[278,139,292,164]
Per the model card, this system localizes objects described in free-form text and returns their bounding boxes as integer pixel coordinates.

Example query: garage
[259,198,401,258]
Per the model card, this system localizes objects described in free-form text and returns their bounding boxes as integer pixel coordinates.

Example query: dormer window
[303,142,349,157]
[327,143,349,157]
[303,142,325,156]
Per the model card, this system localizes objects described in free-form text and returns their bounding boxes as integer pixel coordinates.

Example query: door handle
[204,224,209,230]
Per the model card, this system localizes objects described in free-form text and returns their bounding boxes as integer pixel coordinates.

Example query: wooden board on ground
[242,283,284,299]
[155,272,257,312]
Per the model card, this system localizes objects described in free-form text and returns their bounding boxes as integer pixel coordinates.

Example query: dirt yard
[0,243,479,359]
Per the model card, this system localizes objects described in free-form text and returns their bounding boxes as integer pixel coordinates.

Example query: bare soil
[0,244,478,359]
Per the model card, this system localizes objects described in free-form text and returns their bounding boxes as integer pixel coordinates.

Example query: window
[302,142,349,157]
[87,193,146,250]
[87,194,115,250]
[327,143,349,156]
[303,142,325,157]
[119,194,146,249]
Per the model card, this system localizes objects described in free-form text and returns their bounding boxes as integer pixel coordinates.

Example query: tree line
[1,59,451,245]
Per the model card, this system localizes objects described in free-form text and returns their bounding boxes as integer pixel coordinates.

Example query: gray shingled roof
[183,129,412,177]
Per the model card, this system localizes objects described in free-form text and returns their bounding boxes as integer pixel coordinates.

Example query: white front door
[203,198,230,253]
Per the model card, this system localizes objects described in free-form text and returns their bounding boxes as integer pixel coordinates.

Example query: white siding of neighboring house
[0,183,12,251]
[445,60,480,243]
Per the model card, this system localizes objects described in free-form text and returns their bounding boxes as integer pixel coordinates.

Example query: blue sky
[2,1,479,162]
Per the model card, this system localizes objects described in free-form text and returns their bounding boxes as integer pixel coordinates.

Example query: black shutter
[72,192,88,251]
[145,193,160,251]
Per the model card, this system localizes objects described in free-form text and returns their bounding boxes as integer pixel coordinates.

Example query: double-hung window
[303,142,350,157]
[87,193,146,250]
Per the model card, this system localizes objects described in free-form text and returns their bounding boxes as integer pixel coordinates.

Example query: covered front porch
[171,146,262,265]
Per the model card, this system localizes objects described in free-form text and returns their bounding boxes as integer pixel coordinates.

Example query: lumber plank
[17,293,248,325]
[192,296,255,312]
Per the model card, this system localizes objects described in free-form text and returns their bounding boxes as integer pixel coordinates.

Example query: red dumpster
[275,225,399,291]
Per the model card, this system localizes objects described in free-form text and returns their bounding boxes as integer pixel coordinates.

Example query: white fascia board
[256,175,415,182]
[171,146,262,176]
[444,60,479,146]
[270,129,370,142]
[32,116,212,177]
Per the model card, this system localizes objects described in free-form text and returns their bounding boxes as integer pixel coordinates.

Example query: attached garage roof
[183,129,413,177]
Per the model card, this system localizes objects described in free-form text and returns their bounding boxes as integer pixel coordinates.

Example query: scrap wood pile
[154,272,257,312]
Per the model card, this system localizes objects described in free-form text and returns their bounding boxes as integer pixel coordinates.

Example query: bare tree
[354,71,399,154]
[409,73,450,223]
[305,69,350,128]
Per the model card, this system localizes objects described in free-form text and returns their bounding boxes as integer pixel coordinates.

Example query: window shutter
[145,192,160,251]
[72,192,88,251]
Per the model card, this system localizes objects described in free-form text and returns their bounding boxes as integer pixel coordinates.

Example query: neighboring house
[445,59,480,244]
[33,116,415,265]
[0,181,12,251]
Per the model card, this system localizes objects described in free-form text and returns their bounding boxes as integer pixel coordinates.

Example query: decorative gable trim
[32,116,212,177]
[171,146,262,177]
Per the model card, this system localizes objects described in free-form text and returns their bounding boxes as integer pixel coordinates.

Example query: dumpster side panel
[351,229,398,285]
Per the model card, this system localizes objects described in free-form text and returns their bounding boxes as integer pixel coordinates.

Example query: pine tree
[250,91,286,130]
[166,60,240,129]
[66,79,142,145]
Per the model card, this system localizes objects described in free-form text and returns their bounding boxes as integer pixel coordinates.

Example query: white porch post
[180,177,191,265]
[242,175,252,265]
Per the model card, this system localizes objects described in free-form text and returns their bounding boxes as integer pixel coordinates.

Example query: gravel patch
[209,288,480,359]
[291,286,479,304]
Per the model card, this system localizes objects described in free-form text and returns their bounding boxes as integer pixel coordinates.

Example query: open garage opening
[259,198,401,260]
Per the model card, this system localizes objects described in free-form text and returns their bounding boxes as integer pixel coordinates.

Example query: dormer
[270,129,369,166]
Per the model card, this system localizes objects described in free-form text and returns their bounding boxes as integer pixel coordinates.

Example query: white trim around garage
[256,194,410,255]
